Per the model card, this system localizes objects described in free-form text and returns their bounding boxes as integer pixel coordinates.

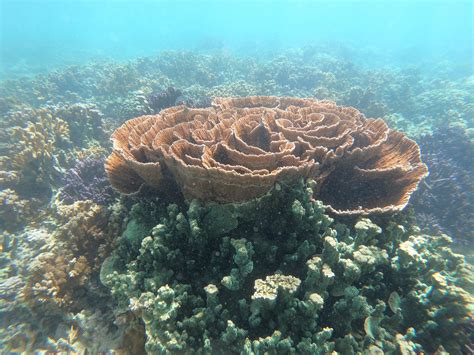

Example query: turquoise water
[1,0,472,76]
[1,0,473,353]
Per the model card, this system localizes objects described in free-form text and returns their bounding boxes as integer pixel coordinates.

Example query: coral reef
[59,156,117,205]
[410,126,474,247]
[179,94,212,109]
[0,199,135,351]
[115,89,155,120]
[19,200,117,318]
[148,87,182,113]
[1,48,471,137]
[0,106,72,199]
[53,103,106,146]
[0,188,41,232]
[0,103,111,233]
[106,96,427,215]
[102,180,473,353]
[0,46,472,352]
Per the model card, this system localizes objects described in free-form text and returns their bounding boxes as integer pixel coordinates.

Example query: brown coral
[105,96,428,215]
[54,200,117,271]
[21,199,120,313]
[0,106,73,199]
[0,189,41,231]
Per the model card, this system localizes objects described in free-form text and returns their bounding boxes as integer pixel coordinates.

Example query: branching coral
[0,102,110,231]
[0,189,41,232]
[410,126,474,247]
[0,226,70,351]
[53,200,119,275]
[59,156,117,205]
[0,106,76,231]
[0,198,129,351]
[0,106,73,200]
[53,103,106,145]
[22,252,92,311]
[148,86,182,113]
[1,47,472,353]
[106,96,427,215]
[102,180,472,353]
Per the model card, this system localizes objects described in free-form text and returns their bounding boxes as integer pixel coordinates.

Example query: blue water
[1,0,472,77]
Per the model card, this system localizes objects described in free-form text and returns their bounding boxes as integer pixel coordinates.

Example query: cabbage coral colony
[106,96,428,214]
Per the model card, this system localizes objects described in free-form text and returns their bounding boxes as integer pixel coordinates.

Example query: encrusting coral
[102,179,473,353]
[105,96,428,215]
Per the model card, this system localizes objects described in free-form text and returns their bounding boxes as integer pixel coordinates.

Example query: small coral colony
[0,48,473,353]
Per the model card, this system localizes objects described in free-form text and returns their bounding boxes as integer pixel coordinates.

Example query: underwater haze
[1,0,473,353]
[1,0,473,76]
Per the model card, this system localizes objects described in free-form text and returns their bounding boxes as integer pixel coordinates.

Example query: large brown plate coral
[105,96,428,215]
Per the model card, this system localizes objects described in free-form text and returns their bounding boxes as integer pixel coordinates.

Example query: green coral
[102,179,473,353]
[221,238,254,291]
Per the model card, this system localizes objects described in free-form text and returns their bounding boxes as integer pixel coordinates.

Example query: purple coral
[410,126,473,246]
[60,156,117,205]
[148,87,182,113]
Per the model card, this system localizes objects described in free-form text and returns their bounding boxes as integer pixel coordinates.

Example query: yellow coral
[0,188,41,230]
[23,252,91,308]
[10,110,71,170]
[54,199,116,271]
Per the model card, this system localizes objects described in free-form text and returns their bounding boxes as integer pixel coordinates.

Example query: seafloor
[0,46,473,352]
